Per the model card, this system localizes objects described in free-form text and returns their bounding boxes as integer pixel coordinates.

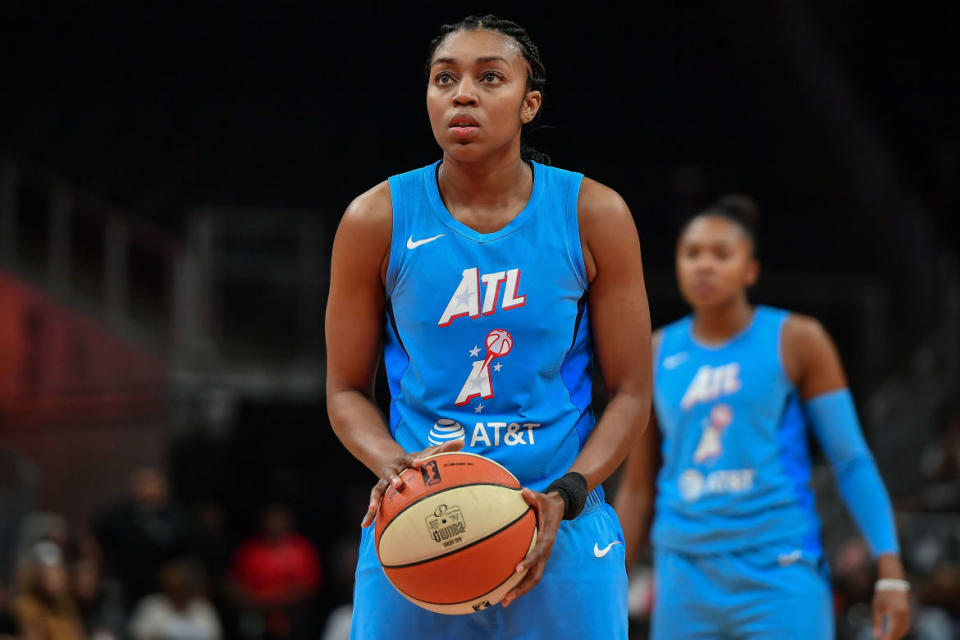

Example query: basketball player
[613,197,911,639]
[325,15,652,640]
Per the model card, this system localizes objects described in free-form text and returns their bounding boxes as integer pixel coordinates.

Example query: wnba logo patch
[420,460,442,486]
[425,504,466,548]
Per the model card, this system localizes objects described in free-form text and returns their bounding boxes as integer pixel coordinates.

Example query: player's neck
[692,297,754,345]
[437,148,532,216]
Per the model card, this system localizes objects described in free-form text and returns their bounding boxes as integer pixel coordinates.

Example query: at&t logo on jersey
[428,419,466,446]
[681,363,742,409]
[678,468,756,502]
[429,419,541,448]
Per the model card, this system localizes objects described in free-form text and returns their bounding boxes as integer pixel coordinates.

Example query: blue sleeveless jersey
[383,161,593,492]
[651,306,822,555]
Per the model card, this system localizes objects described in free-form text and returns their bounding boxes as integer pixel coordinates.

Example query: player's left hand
[500,487,565,608]
[872,588,911,640]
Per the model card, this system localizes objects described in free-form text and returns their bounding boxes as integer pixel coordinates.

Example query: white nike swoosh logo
[663,352,688,370]
[406,234,445,249]
[593,541,621,558]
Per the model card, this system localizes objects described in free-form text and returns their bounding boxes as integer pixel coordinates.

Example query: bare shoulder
[339,180,392,236]
[781,313,831,351]
[576,178,640,282]
[334,181,393,280]
[781,313,841,387]
[577,177,633,228]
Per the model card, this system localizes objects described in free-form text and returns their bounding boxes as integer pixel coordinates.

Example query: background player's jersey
[651,306,822,555]
[383,161,593,491]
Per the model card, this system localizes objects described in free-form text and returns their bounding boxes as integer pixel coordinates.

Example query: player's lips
[449,114,480,127]
[449,114,480,139]
[689,280,717,295]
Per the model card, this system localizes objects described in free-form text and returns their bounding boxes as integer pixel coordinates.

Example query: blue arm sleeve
[805,389,900,556]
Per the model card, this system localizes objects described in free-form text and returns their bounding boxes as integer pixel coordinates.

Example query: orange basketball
[374,452,537,615]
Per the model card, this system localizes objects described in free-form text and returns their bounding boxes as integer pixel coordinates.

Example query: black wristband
[545,472,588,520]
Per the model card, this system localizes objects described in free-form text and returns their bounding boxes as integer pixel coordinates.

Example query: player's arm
[570,178,653,489]
[612,403,661,568]
[326,183,405,472]
[325,183,460,527]
[783,314,910,640]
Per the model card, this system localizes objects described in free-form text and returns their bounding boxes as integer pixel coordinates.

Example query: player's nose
[452,78,479,106]
[693,256,716,273]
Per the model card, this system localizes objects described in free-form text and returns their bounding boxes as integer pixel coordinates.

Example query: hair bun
[710,194,759,232]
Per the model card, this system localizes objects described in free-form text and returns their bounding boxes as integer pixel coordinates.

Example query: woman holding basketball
[326,15,651,640]
[613,197,911,639]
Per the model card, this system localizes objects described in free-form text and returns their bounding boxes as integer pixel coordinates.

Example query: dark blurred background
[0,3,957,639]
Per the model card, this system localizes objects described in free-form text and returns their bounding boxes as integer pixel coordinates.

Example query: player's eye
[480,71,502,83]
[713,247,732,260]
[434,71,456,85]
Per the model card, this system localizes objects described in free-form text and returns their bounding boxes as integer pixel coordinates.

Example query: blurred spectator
[319,604,351,640]
[229,504,320,639]
[186,501,232,639]
[15,513,70,568]
[189,502,230,588]
[913,561,960,639]
[833,538,874,611]
[95,469,192,609]
[128,560,221,640]
[899,401,960,513]
[0,580,21,639]
[915,403,960,511]
[72,555,124,640]
[12,541,85,640]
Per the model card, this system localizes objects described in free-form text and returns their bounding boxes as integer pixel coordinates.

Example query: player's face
[676,216,758,308]
[427,29,541,162]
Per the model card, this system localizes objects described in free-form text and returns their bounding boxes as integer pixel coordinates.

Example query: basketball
[485,328,513,357]
[374,452,537,615]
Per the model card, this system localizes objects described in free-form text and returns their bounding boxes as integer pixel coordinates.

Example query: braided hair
[426,15,551,165]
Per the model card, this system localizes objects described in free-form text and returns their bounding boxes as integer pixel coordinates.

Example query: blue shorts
[652,543,833,640]
[351,488,628,640]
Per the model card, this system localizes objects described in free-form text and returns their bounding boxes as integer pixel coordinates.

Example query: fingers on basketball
[503,559,543,606]
[362,478,390,526]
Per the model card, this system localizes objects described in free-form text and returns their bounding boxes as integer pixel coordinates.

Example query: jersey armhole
[563,171,588,290]
[384,175,404,298]
[650,327,667,388]
[652,328,664,366]
[775,311,797,390]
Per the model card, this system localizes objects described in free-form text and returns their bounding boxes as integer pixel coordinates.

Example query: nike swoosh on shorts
[593,541,622,558]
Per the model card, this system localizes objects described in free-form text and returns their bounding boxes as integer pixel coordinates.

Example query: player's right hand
[360,439,465,527]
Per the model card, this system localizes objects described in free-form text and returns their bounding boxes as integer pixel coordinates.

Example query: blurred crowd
[0,468,353,640]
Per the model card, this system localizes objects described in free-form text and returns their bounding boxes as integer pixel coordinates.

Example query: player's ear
[520,90,541,124]
[744,258,760,288]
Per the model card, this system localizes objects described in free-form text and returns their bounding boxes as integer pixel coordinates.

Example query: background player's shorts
[350,488,628,640]
[652,542,833,640]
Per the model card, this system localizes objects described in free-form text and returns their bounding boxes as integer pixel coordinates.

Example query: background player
[613,196,911,639]
[325,15,652,639]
